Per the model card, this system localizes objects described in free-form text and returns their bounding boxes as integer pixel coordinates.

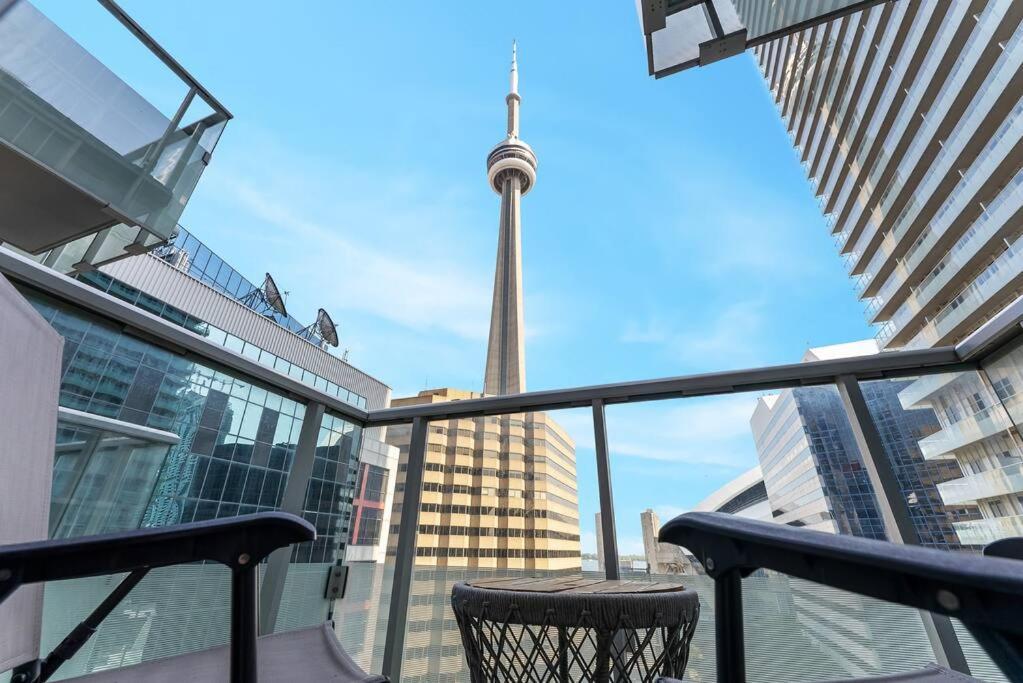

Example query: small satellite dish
[241,272,289,318]
[316,308,339,347]
[299,308,340,348]
[262,273,288,317]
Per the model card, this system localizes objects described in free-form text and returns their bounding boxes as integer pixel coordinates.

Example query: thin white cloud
[200,131,494,342]
[555,394,760,469]
[668,174,830,284]
[620,299,768,367]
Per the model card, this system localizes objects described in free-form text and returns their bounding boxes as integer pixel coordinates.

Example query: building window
[353,506,383,545]
[357,463,389,503]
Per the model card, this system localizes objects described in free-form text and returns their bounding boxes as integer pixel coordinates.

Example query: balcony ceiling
[0,142,119,254]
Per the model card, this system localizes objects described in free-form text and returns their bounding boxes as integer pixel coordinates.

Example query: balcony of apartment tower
[0,0,231,274]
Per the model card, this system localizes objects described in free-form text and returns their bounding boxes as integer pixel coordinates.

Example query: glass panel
[334,403,590,679]
[49,421,171,538]
[40,564,233,678]
[611,388,954,681]
[18,286,312,675]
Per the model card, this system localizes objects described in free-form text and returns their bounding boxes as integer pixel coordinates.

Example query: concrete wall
[0,273,62,671]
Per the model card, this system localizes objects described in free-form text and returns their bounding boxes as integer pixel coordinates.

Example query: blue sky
[50,1,873,555]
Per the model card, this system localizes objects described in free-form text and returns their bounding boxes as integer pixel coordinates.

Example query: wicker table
[451,577,699,682]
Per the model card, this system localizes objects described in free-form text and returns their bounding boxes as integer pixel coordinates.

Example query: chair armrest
[984,536,1023,561]
[659,512,1023,636]
[0,512,314,590]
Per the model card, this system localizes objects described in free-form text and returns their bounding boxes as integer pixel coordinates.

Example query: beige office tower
[755,3,1023,545]
[385,47,581,572]
[387,389,579,570]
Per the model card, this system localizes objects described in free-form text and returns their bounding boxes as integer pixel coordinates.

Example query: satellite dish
[299,308,340,348]
[240,272,289,318]
[316,308,339,347]
[262,273,288,317]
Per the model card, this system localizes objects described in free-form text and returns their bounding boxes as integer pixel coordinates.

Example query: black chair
[0,512,385,683]
[654,512,1023,683]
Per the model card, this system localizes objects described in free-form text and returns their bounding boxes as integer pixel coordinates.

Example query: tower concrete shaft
[484,42,537,396]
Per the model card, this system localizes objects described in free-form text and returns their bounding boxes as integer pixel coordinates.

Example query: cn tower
[483,42,538,396]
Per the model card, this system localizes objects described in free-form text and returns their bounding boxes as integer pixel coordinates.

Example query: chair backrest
[0,273,62,672]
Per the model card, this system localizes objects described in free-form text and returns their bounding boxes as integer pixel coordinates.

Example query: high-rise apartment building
[385,48,580,573]
[750,341,978,549]
[755,1,1023,544]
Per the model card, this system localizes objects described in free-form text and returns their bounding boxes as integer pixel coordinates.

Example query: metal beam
[592,399,620,579]
[366,347,970,425]
[835,375,970,675]
[381,416,429,681]
[258,401,325,634]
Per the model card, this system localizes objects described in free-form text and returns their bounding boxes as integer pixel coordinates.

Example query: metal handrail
[97,0,232,121]
[363,345,969,426]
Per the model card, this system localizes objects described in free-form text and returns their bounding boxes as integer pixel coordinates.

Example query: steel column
[592,399,620,580]
[835,375,970,675]
[715,570,745,683]
[231,565,259,683]
[382,416,430,680]
[258,401,325,635]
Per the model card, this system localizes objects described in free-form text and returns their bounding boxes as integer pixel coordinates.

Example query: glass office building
[751,343,979,550]
[10,281,366,675]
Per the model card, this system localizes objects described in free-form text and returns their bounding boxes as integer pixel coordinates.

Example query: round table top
[466,576,687,595]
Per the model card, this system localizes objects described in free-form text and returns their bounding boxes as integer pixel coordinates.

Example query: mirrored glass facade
[753,381,978,550]
[18,283,366,673]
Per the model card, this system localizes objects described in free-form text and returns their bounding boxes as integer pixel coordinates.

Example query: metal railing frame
[369,308,1023,679]
[4,244,1023,679]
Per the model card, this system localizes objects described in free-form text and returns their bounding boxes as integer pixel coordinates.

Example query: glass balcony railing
[0,0,230,261]
[955,514,1023,546]
[917,403,1016,460]
[908,233,1023,347]
[899,371,963,410]
[938,462,1023,506]
[889,14,1022,245]
[856,6,1017,295]
[885,167,1023,338]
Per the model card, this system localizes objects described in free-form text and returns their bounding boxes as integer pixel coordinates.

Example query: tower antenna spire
[510,40,518,95]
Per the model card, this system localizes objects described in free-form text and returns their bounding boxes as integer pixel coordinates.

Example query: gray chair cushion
[820,664,982,682]
[656,663,981,683]
[64,623,386,682]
